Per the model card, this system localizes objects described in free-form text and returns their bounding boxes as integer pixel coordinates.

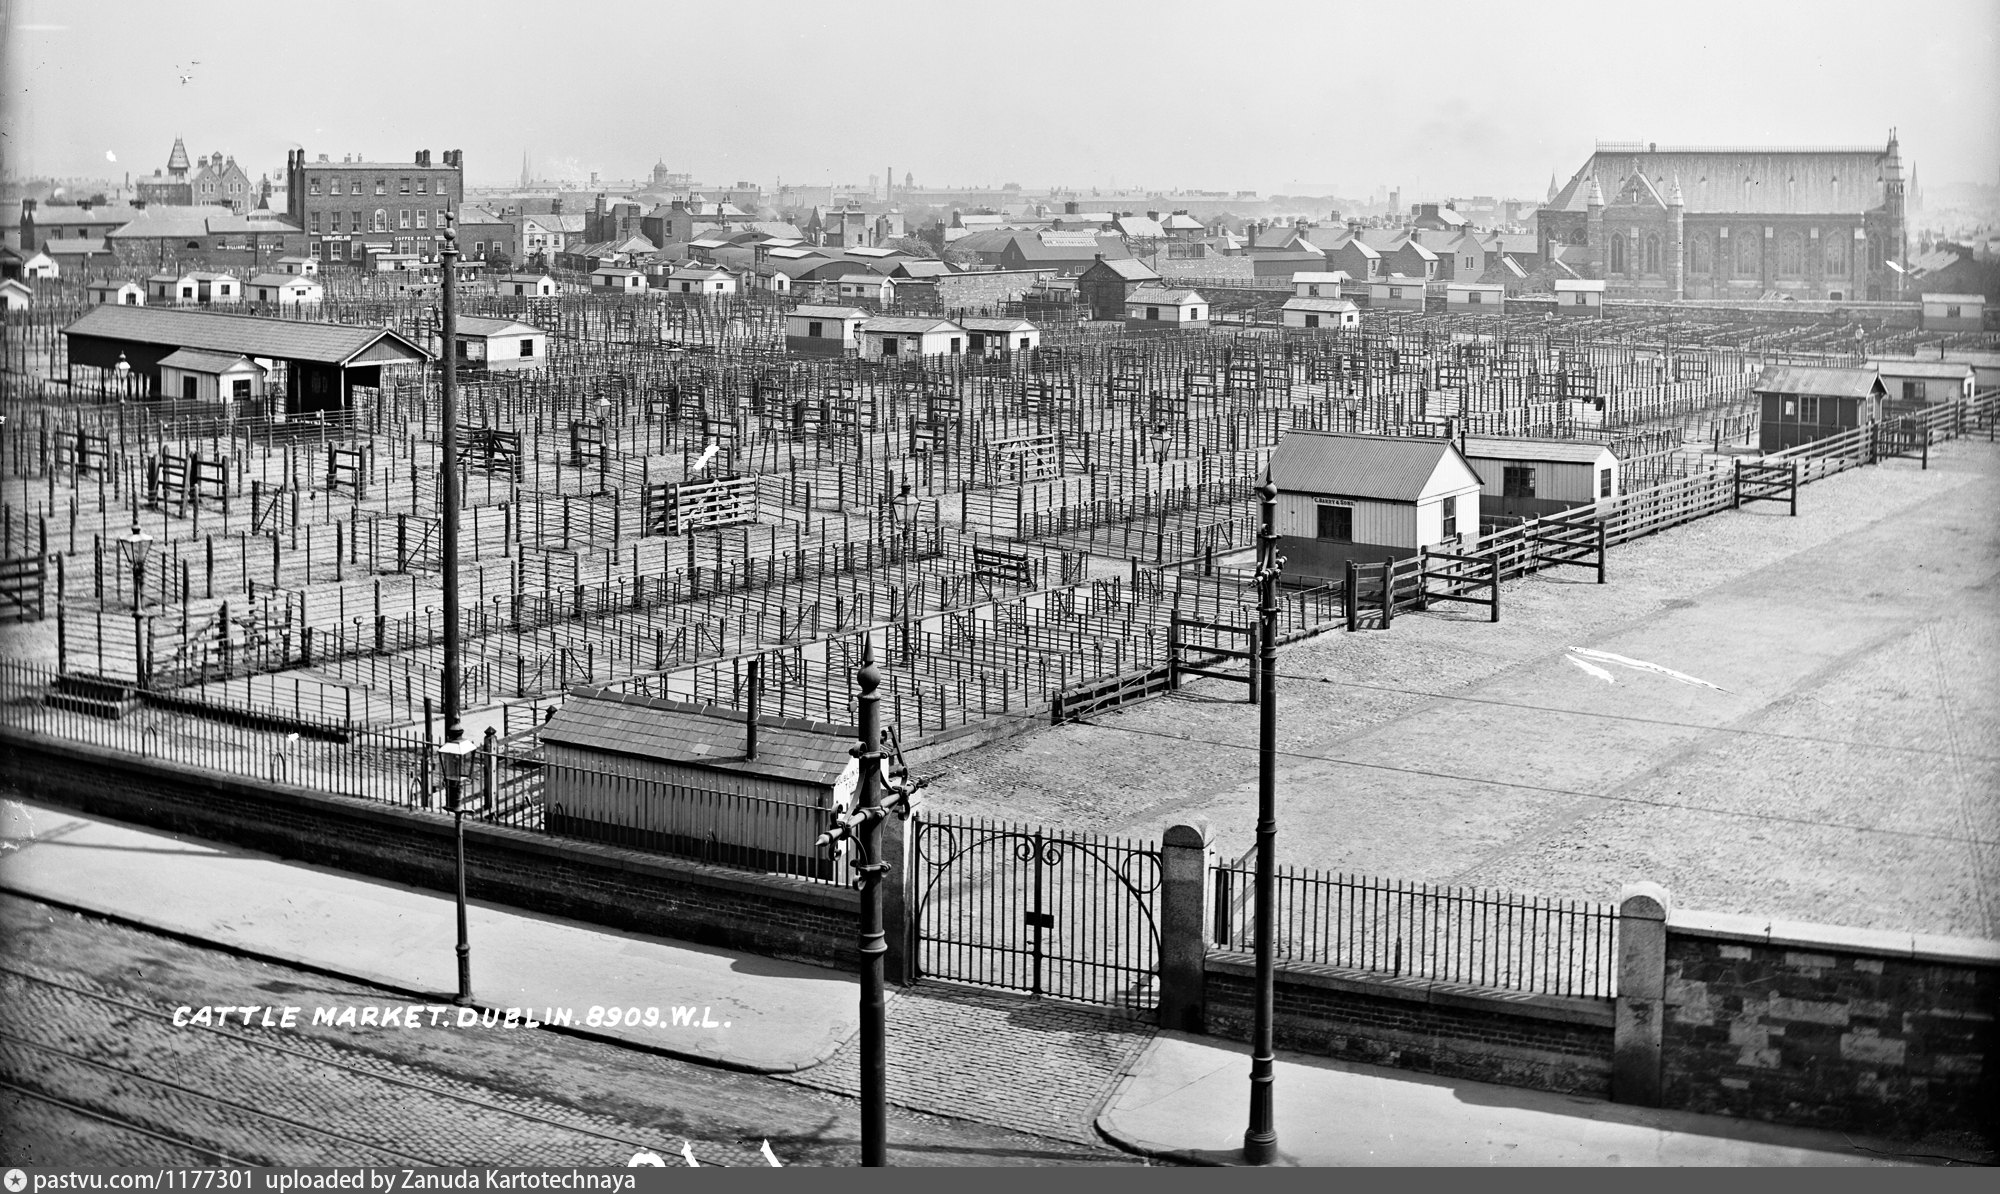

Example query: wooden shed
[450,315,548,372]
[960,315,1040,356]
[1291,271,1350,298]
[1752,365,1885,452]
[835,274,896,306]
[0,278,34,311]
[247,273,324,307]
[157,348,268,406]
[1281,297,1359,329]
[785,304,869,356]
[498,272,559,298]
[1919,293,1984,332]
[1869,358,1975,409]
[86,280,146,306]
[667,265,738,296]
[1554,278,1605,313]
[860,316,964,360]
[537,687,856,872]
[1445,282,1505,310]
[1267,432,1483,581]
[590,266,648,294]
[1124,285,1209,331]
[1460,436,1619,520]
[1367,275,1426,311]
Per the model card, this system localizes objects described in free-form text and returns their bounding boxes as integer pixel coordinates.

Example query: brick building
[1537,134,1909,301]
[284,147,465,268]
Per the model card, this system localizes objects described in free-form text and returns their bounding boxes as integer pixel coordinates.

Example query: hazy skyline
[5,0,1997,201]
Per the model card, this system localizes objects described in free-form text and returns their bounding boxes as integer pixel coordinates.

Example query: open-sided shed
[62,305,429,415]
[1460,436,1619,520]
[1267,432,1483,581]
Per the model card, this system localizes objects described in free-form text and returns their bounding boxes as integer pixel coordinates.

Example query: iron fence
[1211,863,1619,999]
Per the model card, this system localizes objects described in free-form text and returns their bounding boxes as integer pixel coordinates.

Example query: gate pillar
[1156,823,1209,1032]
[884,810,912,986]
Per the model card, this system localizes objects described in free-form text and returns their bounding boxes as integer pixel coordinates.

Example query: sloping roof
[788,305,868,319]
[1113,215,1166,238]
[1460,437,1617,465]
[62,306,430,366]
[1547,144,1891,216]
[837,274,892,286]
[157,349,263,374]
[1268,433,1471,501]
[541,687,855,790]
[864,316,962,334]
[959,316,1037,332]
[104,207,217,240]
[1282,297,1359,313]
[454,316,544,337]
[1291,271,1351,284]
[1082,258,1161,281]
[1161,212,1205,230]
[1127,285,1203,304]
[891,259,955,278]
[1866,359,1973,379]
[246,273,318,288]
[1918,292,1983,303]
[1750,365,1883,398]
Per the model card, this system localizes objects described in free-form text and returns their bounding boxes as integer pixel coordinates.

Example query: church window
[1824,233,1847,275]
[1609,234,1626,273]
[1691,233,1712,274]
[1778,231,1804,277]
[1736,230,1759,273]
[1644,235,1661,274]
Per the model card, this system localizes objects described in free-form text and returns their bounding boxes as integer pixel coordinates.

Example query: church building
[1537,133,1909,302]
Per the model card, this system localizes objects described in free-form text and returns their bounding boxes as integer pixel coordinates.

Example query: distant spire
[1547,172,1558,202]
[520,149,530,189]
[167,135,190,177]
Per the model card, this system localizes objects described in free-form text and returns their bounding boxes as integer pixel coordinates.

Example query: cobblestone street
[782,982,1157,1145]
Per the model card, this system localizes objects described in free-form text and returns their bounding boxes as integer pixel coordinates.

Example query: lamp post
[122,522,154,611]
[438,736,478,1006]
[596,395,612,494]
[1243,479,1281,1165]
[891,482,919,560]
[818,638,924,1166]
[440,207,471,1005]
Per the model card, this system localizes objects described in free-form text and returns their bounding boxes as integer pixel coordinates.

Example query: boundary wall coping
[1668,907,2000,967]
[1207,949,1614,1028]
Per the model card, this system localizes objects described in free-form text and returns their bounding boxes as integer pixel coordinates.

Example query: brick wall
[0,731,861,970]
[1204,952,1615,1096]
[937,270,1051,308]
[1661,914,1999,1149]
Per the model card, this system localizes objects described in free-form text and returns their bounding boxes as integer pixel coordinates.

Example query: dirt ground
[926,438,2000,940]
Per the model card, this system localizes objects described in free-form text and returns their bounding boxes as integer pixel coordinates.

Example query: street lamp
[437,736,479,1007]
[1149,423,1171,466]
[596,396,612,494]
[115,352,132,402]
[891,482,919,558]
[122,522,154,610]
[1243,479,1281,1165]
[819,639,926,1166]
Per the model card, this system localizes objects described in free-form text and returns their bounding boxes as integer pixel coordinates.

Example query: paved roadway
[0,892,1140,1168]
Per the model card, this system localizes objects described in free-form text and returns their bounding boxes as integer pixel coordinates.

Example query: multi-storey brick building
[284,148,465,267]
[1537,133,1908,302]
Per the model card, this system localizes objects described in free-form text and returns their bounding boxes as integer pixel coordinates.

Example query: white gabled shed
[1267,432,1482,582]
[1459,436,1619,520]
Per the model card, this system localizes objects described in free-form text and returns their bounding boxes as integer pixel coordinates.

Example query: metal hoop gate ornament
[910,813,1162,1008]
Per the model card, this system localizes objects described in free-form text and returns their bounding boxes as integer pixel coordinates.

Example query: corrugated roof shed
[542,687,855,790]
[1128,285,1203,304]
[1461,437,1617,464]
[455,316,543,337]
[865,316,962,334]
[157,349,263,374]
[1867,359,1973,379]
[1751,365,1883,398]
[789,305,868,319]
[63,306,429,365]
[1268,433,1469,501]
[1282,297,1359,313]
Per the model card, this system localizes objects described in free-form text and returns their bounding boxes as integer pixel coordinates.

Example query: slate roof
[787,305,869,320]
[540,687,857,790]
[864,317,963,334]
[1460,437,1617,464]
[1750,365,1884,399]
[890,259,955,278]
[1127,285,1203,304]
[1268,433,1473,501]
[1866,359,1973,379]
[1548,145,1892,216]
[1282,297,1359,313]
[247,273,317,288]
[1291,271,1351,284]
[959,316,1037,332]
[1113,215,1166,238]
[454,316,544,337]
[157,349,263,374]
[62,306,430,366]
[1082,258,1161,281]
[1161,212,1205,230]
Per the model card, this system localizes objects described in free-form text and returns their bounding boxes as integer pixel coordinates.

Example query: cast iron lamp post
[122,523,153,611]
[818,639,926,1165]
[1243,479,1281,1164]
[439,207,472,1006]
[437,736,478,1006]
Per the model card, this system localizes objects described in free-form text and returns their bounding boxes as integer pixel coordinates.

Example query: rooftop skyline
[4,0,1996,200]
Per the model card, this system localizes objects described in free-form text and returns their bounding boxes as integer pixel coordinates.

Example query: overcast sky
[4,0,1996,199]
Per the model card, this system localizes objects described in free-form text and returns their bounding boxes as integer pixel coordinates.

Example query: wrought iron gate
[910,814,1161,1008]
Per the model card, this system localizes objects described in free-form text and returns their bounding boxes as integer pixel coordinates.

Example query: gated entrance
[910,813,1161,1008]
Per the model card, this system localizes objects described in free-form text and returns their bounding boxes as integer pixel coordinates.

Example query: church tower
[1585,177,1605,277]
[1882,128,1907,294]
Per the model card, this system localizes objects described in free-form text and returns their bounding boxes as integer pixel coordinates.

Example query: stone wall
[0,730,862,970]
[1203,953,1616,1095]
[937,269,1051,309]
[1660,910,1998,1150]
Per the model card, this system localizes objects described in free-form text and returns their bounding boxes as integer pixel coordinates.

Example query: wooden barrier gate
[641,475,758,536]
[1733,458,1799,515]
[1529,508,1609,580]
[1418,546,1501,622]
[0,555,46,622]
[1168,611,1257,702]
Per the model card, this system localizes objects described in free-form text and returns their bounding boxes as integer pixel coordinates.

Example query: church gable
[1612,172,1666,209]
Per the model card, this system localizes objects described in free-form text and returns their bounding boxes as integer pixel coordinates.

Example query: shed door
[182,377,199,402]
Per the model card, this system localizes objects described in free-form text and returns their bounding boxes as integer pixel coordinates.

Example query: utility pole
[1244,478,1280,1164]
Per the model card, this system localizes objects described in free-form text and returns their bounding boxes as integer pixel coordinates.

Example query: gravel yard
[924,438,2000,939]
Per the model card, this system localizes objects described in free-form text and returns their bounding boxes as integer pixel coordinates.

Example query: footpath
[0,798,1926,1166]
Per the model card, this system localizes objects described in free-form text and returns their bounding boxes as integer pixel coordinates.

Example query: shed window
[1390,288,1402,299]
[519,338,535,358]
[1191,308,1202,320]
[1468,290,1483,304]
[950,338,962,354]
[1440,495,1457,541]
[1946,305,1961,318]
[1599,468,1612,498]
[1502,466,1536,498]
[808,321,824,338]
[1305,314,1320,328]
[1799,396,1819,423]
[1315,503,1352,542]
[1147,306,1160,320]
[1902,381,1921,402]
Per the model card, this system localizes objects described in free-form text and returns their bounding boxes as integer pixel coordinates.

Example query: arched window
[1645,235,1661,274]
[1736,229,1759,274]
[1824,232,1847,276]
[1609,233,1626,274]
[1778,231,1804,277]
[1691,233,1712,274]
